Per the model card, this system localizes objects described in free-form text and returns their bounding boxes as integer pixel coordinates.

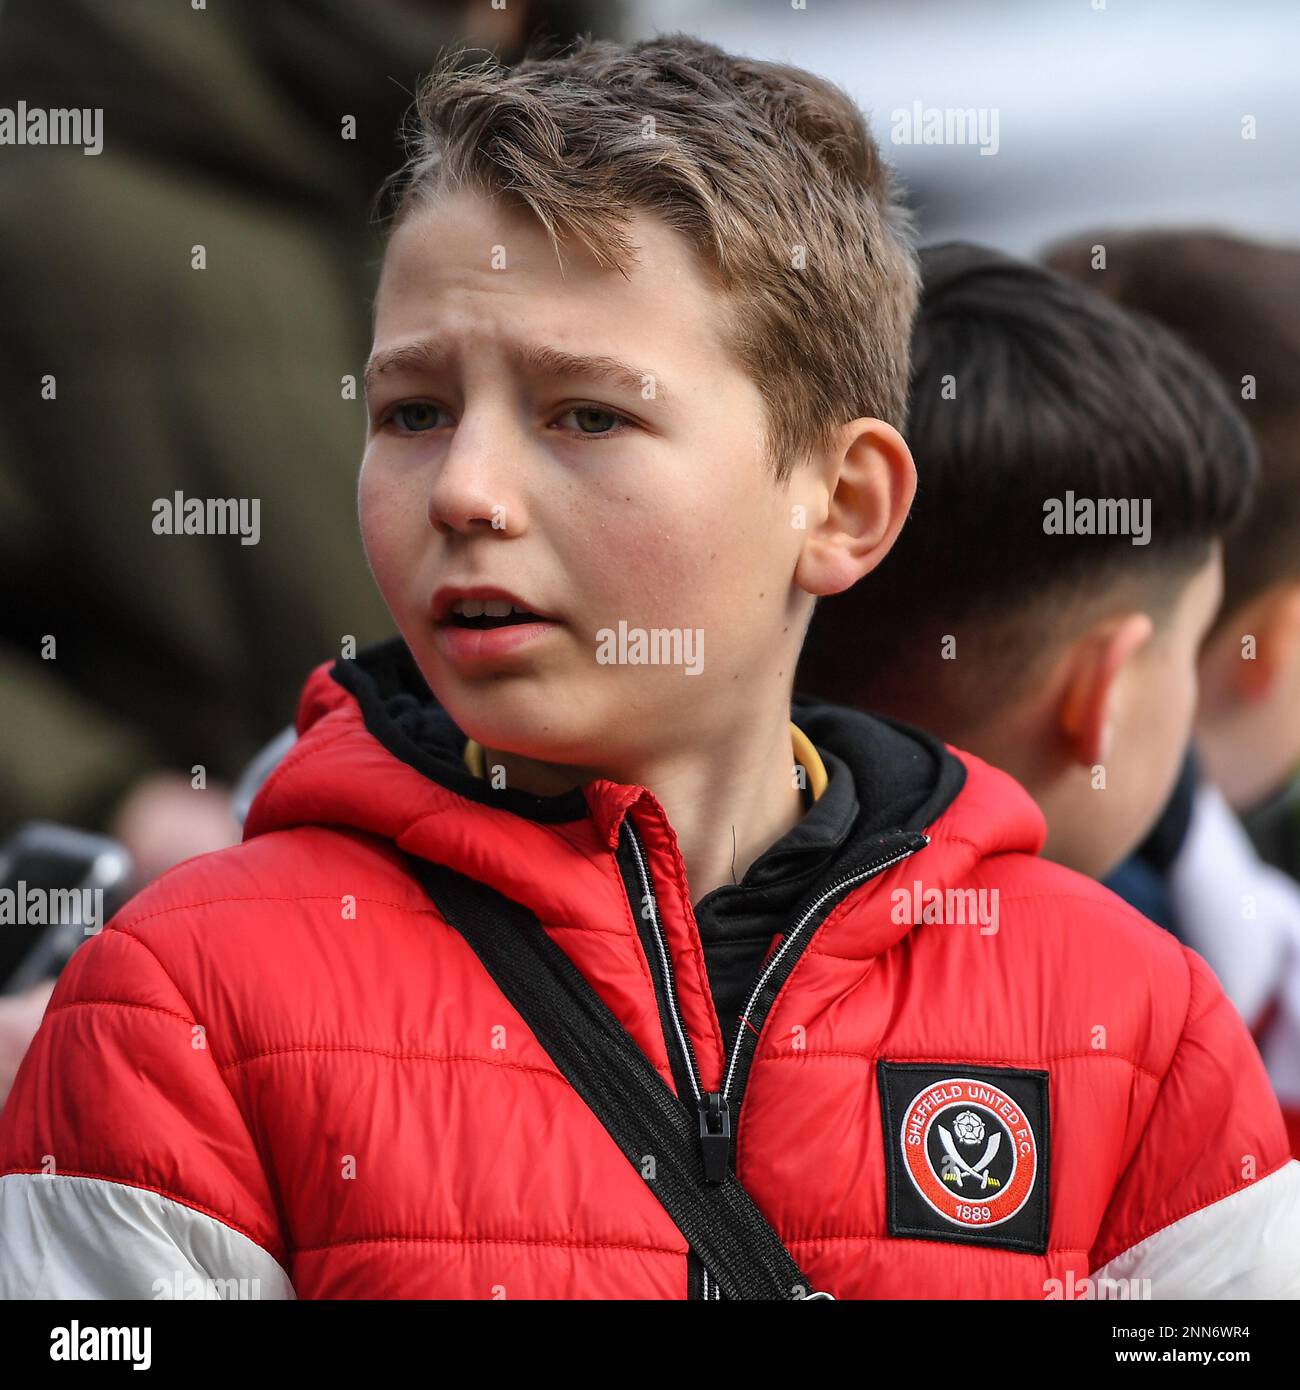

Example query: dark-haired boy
[800,242,1249,882]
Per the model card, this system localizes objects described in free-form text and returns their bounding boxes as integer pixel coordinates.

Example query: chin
[446,687,596,763]
[1092,816,1155,881]
[1091,849,1129,882]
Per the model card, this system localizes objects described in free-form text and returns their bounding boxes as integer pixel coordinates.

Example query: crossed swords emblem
[938,1124,1001,1190]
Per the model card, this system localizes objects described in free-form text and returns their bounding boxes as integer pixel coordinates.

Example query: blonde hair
[378,33,918,482]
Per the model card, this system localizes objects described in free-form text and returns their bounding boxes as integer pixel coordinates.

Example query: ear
[1224,581,1300,703]
[1056,612,1155,768]
[793,418,916,598]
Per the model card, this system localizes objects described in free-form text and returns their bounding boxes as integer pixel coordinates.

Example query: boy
[1044,231,1300,1150]
[1,41,1296,1300]
[799,243,1247,882]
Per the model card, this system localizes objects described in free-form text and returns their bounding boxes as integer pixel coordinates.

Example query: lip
[430,583,562,665]
[433,618,561,664]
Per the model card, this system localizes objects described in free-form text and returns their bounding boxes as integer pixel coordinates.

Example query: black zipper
[616,819,713,1298]
[617,813,930,1299]
[717,831,931,1137]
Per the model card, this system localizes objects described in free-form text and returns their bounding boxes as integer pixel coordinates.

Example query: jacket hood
[245,638,1048,934]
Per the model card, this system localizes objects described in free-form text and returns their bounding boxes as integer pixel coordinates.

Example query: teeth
[449,597,539,619]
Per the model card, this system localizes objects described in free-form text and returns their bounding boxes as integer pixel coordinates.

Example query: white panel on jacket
[1093,1160,1300,1298]
[0,1172,295,1300]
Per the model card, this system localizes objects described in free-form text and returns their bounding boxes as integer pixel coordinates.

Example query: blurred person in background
[1047,230,1300,1151]
[0,0,624,885]
[0,0,623,1105]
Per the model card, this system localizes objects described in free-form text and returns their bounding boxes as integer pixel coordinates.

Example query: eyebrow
[362,338,666,402]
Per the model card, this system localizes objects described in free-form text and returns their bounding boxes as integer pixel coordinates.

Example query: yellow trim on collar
[463,721,827,803]
[463,737,486,780]
[789,721,828,802]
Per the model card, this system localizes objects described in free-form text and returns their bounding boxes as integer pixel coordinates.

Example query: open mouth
[446,600,551,630]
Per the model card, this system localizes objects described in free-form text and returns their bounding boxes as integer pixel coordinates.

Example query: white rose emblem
[953,1110,985,1146]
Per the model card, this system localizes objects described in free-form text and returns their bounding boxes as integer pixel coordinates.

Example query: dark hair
[1043,229,1300,621]
[797,242,1258,729]
[375,33,918,481]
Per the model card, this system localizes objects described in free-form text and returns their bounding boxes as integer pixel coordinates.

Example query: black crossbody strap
[407,855,830,1301]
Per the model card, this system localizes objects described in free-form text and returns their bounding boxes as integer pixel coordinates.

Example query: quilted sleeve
[1089,946,1300,1297]
[0,924,293,1299]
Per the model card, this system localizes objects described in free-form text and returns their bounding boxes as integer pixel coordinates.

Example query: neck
[480,703,807,903]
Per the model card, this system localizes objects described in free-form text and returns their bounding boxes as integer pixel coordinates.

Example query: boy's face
[360,188,816,774]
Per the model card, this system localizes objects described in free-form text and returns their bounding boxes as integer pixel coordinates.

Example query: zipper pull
[698,1091,731,1183]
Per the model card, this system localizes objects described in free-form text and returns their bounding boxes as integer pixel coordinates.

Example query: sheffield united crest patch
[878,1061,1049,1253]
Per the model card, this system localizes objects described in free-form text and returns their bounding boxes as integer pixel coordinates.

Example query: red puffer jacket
[2,640,1297,1299]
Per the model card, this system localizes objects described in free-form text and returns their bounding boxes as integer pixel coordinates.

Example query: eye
[554,404,630,438]
[382,401,448,434]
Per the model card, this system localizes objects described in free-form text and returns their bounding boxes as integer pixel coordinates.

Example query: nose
[426,403,525,538]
